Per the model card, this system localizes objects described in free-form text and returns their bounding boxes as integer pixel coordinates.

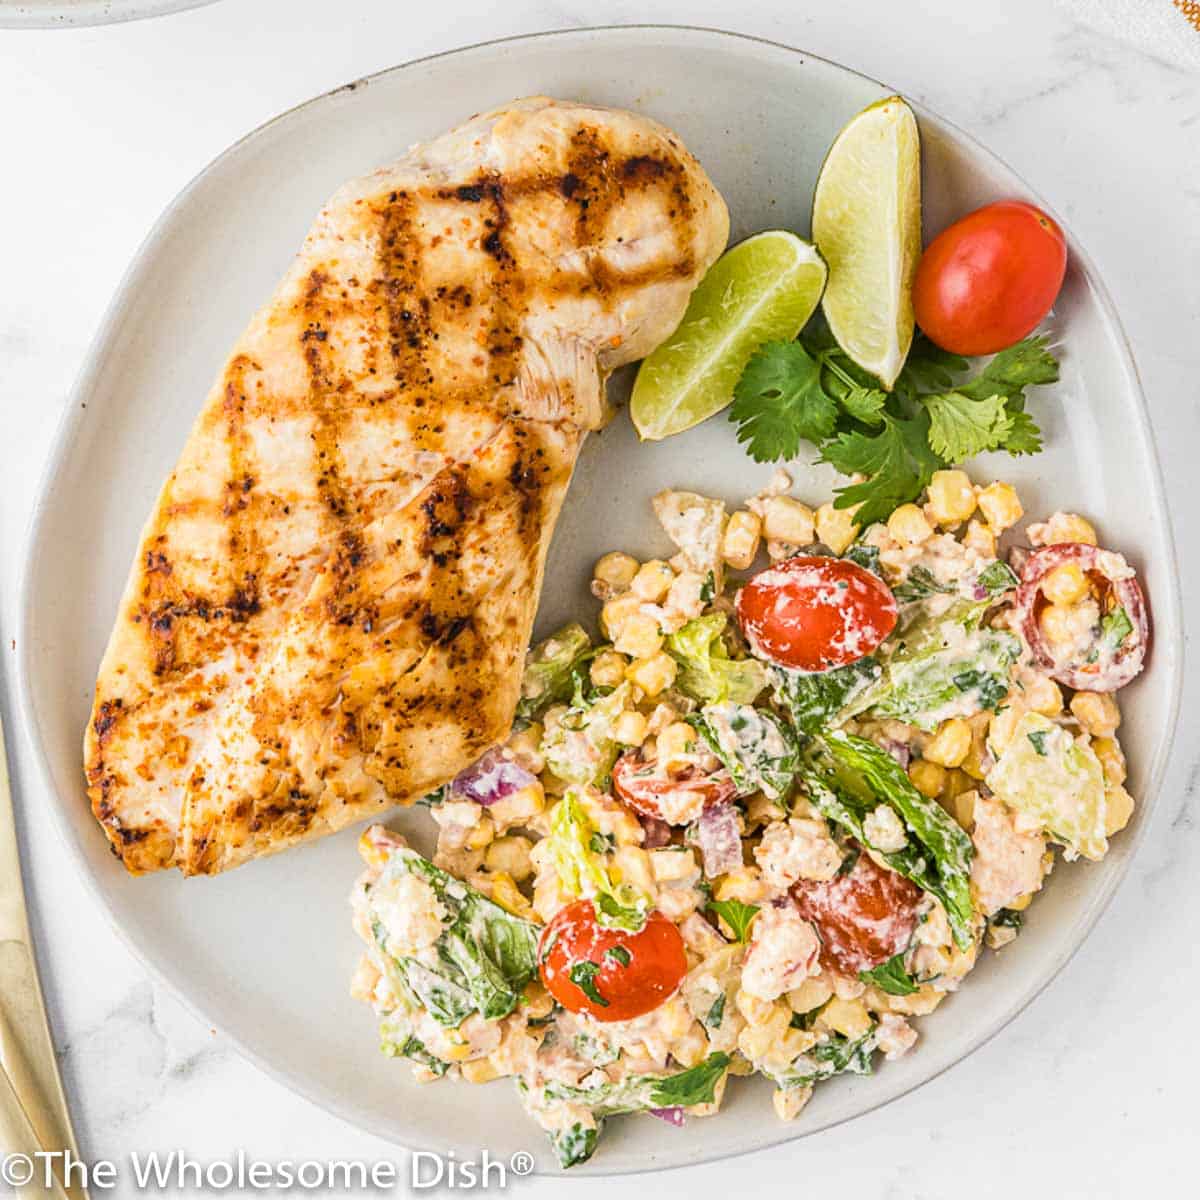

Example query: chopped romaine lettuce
[766,1029,877,1090]
[525,1053,730,1168]
[546,789,649,931]
[516,623,593,721]
[366,848,539,1026]
[540,682,632,787]
[378,1011,451,1077]
[975,560,1019,597]
[666,613,768,705]
[893,565,955,604]
[689,701,799,799]
[799,731,976,948]
[985,711,1109,861]
[869,600,1020,732]
[772,655,883,733]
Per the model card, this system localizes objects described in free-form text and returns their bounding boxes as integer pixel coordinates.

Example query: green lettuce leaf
[666,613,768,705]
[516,623,593,721]
[771,656,883,734]
[689,702,799,799]
[799,731,976,948]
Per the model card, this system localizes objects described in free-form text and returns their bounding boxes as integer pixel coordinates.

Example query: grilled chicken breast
[85,97,728,875]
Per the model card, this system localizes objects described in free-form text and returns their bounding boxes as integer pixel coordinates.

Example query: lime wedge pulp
[812,96,921,390]
[630,231,827,441]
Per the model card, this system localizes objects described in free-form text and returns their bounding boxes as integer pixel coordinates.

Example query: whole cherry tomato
[612,754,736,824]
[792,848,923,975]
[538,899,687,1022]
[913,200,1067,355]
[735,555,898,673]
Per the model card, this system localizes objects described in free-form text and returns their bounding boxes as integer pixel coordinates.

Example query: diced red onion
[971,584,990,601]
[448,749,536,807]
[696,803,743,879]
[880,739,910,769]
[649,1106,685,1127]
[638,814,674,849]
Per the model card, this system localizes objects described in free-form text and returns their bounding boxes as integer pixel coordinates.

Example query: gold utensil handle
[0,943,85,1200]
[0,1055,69,1200]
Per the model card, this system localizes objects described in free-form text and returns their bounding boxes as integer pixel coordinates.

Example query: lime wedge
[812,96,921,390]
[631,231,827,441]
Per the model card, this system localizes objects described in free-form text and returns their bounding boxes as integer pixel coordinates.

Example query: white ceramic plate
[0,0,217,28]
[17,26,1183,1175]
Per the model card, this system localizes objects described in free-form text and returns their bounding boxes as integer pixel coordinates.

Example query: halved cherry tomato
[736,555,898,672]
[612,754,736,824]
[538,899,687,1022]
[913,200,1067,355]
[1014,542,1150,692]
[791,848,922,975]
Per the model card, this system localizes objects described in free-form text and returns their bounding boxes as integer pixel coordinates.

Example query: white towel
[1055,0,1200,70]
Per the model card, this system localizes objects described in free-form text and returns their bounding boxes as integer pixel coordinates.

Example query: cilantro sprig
[729,330,1059,527]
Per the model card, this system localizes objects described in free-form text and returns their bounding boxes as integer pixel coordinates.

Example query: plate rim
[0,0,219,30]
[13,23,1185,1175]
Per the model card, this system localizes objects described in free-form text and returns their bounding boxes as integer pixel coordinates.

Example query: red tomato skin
[538,900,687,1022]
[792,850,923,975]
[611,755,736,823]
[736,555,898,673]
[913,201,1067,356]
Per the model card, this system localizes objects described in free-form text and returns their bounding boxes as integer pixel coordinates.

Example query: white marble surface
[0,1,1196,1196]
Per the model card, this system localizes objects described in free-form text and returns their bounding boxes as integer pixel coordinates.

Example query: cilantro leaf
[730,341,839,462]
[893,336,969,399]
[706,899,760,943]
[1002,409,1044,455]
[922,391,1013,462]
[859,952,918,996]
[821,411,946,526]
[604,945,631,967]
[568,961,609,1007]
[957,336,1059,402]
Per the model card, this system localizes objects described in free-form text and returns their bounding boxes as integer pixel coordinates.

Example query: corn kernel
[626,651,677,697]
[506,724,544,774]
[485,835,534,881]
[652,847,698,882]
[593,551,639,590]
[1008,890,1034,912]
[1040,602,1084,647]
[489,781,545,829]
[787,978,833,1014]
[488,871,535,919]
[611,845,655,894]
[951,788,977,832]
[1105,784,1135,835]
[887,503,933,546]
[1046,512,1098,546]
[656,721,696,770]
[1024,675,1064,717]
[923,718,972,768]
[987,704,1025,757]
[1071,691,1121,738]
[1092,736,1127,786]
[819,996,872,1040]
[465,815,495,850]
[908,759,946,798]
[614,613,664,659]
[815,502,860,555]
[600,592,642,640]
[773,1085,813,1122]
[461,1057,501,1084]
[763,496,815,546]
[613,709,649,747]
[631,559,676,603]
[713,867,765,904]
[928,469,977,525]
[1042,561,1090,606]
[977,482,1023,532]
[590,649,628,689]
[723,510,762,570]
[963,518,996,558]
